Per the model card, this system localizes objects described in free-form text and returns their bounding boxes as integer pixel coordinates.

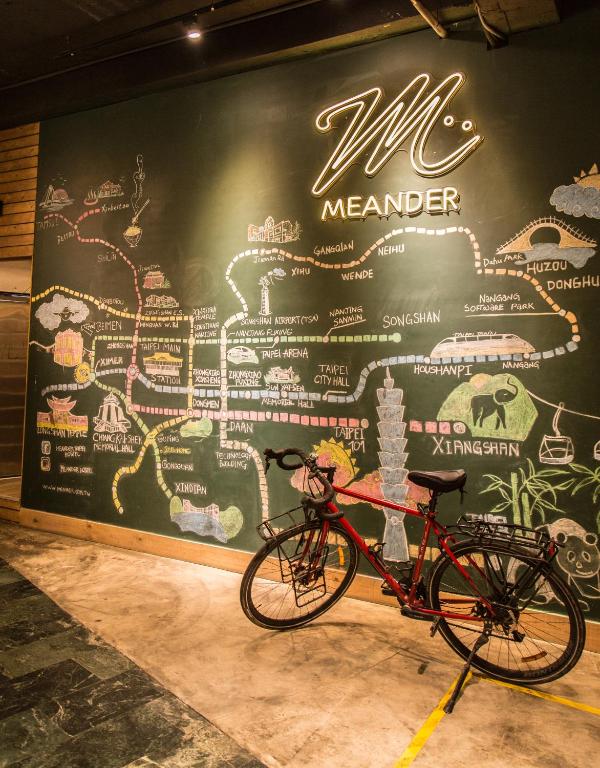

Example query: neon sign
[320,187,460,221]
[311,72,483,198]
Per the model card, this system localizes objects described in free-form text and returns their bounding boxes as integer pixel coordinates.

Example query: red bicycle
[240,448,585,712]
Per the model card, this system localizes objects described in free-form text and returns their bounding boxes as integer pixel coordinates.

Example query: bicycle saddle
[408,469,466,494]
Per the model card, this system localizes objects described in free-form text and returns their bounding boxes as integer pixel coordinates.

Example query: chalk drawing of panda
[507,518,600,611]
[550,518,600,611]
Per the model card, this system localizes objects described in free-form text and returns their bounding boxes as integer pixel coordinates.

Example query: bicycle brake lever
[264,457,271,474]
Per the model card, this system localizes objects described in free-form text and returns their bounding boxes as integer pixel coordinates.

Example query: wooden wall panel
[0,123,38,263]
[0,301,28,477]
[0,122,35,482]
[0,124,39,142]
[1,259,31,293]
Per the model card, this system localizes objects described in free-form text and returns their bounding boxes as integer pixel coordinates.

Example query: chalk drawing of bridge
[496,216,597,255]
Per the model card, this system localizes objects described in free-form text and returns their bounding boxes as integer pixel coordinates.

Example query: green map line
[31,219,584,524]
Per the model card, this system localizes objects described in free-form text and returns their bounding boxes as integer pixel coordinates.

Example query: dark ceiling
[0,0,585,129]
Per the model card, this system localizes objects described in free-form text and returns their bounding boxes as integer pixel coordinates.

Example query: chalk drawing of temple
[93,393,131,434]
[143,270,170,289]
[248,216,301,244]
[37,396,88,435]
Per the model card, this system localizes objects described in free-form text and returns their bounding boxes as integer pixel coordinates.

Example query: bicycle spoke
[243,522,357,626]
[429,541,583,683]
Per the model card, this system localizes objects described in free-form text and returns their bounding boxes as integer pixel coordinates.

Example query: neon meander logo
[311,72,483,198]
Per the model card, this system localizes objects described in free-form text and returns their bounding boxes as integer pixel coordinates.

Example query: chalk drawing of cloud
[551,184,600,220]
[35,293,90,330]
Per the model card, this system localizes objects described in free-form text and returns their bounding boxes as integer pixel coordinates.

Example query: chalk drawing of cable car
[431,332,535,358]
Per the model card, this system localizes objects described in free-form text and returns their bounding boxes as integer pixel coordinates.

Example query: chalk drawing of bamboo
[376,367,410,562]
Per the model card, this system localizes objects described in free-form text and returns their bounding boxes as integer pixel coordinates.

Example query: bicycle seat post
[428,491,440,516]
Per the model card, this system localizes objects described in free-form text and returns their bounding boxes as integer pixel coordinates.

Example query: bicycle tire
[241,519,359,629]
[428,539,585,684]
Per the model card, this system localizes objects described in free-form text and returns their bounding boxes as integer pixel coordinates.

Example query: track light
[185,16,202,40]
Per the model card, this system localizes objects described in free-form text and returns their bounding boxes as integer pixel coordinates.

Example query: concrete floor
[0,520,598,768]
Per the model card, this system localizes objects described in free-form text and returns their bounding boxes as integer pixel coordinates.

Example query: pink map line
[43,211,146,402]
[129,401,365,429]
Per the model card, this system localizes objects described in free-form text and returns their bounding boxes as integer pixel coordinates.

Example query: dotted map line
[32,216,584,521]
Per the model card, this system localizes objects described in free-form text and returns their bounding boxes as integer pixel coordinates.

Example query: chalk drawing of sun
[313,438,358,485]
[290,438,358,492]
[574,163,600,189]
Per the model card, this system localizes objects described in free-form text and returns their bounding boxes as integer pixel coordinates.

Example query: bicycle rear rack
[445,516,555,559]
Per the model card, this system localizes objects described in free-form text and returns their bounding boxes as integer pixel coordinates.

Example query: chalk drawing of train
[431,332,535,359]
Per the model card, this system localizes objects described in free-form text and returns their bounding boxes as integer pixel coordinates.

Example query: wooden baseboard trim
[2,506,598,653]
[16,506,254,575]
[0,505,20,522]
[11,506,396,605]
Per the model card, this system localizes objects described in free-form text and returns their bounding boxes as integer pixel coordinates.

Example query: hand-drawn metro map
[28,151,600,618]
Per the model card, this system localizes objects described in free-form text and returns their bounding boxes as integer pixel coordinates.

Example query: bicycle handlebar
[263,447,307,471]
[263,447,340,519]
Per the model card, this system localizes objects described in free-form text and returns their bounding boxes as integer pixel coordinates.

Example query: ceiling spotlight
[185,16,202,40]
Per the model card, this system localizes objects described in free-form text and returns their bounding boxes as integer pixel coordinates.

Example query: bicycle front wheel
[428,540,585,684]
[240,519,359,629]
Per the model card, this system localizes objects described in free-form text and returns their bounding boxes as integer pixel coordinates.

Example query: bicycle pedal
[401,606,434,622]
[380,581,396,596]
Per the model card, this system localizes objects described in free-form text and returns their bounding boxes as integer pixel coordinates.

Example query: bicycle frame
[320,483,496,622]
[249,451,583,712]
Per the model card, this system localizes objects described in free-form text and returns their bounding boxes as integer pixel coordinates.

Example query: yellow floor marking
[477,675,600,717]
[393,671,600,768]
[392,673,471,768]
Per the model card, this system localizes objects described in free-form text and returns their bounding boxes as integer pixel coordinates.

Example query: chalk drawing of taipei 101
[377,368,410,562]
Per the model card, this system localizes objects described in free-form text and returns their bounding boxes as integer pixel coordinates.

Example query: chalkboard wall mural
[23,12,600,620]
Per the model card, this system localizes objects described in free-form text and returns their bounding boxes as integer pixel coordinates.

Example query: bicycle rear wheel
[240,519,359,629]
[428,539,585,684]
